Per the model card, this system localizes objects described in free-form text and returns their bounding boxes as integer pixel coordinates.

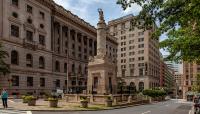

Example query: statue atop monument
[98,8,105,22]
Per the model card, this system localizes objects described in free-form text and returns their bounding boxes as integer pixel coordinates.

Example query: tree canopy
[0,43,10,75]
[117,0,200,62]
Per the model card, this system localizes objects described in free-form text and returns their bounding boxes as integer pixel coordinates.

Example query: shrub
[25,96,36,101]
[48,97,58,101]
[143,89,166,98]
[80,96,87,101]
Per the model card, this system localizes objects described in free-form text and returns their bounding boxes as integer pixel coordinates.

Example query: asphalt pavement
[32,99,193,114]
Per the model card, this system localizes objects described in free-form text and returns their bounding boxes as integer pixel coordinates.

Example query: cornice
[34,0,118,45]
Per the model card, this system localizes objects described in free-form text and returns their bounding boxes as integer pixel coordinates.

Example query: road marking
[27,111,32,114]
[141,110,151,114]
[165,104,169,106]
[0,110,27,114]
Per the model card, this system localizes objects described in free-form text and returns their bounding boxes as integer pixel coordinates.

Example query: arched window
[11,50,19,65]
[39,56,45,69]
[64,63,67,73]
[55,61,60,72]
[130,82,136,93]
[139,82,144,92]
[26,54,33,67]
[78,65,82,73]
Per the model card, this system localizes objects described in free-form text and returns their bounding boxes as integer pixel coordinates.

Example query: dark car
[194,97,200,114]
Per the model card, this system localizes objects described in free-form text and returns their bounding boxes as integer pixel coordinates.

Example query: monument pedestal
[87,55,117,95]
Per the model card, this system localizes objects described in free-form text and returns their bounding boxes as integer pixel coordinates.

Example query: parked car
[194,97,200,114]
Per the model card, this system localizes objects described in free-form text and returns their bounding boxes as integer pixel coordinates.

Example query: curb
[17,103,151,112]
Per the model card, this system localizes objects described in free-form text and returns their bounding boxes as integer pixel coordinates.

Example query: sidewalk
[189,106,194,114]
[0,99,150,111]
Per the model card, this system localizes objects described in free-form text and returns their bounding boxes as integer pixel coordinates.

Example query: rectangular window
[138,44,144,48]
[39,11,45,19]
[12,0,18,6]
[139,68,143,76]
[129,58,135,62]
[138,32,144,36]
[129,46,134,50]
[122,70,126,77]
[129,64,134,68]
[138,38,144,42]
[78,46,81,52]
[138,63,144,67]
[129,34,134,37]
[56,79,60,87]
[27,5,33,14]
[11,25,19,37]
[26,31,33,42]
[89,39,93,47]
[129,51,135,56]
[27,77,33,87]
[138,57,144,61]
[39,35,45,45]
[93,77,98,89]
[138,50,144,54]
[129,40,134,44]
[114,25,117,31]
[121,23,125,29]
[130,69,134,75]
[12,75,19,86]
[40,78,45,87]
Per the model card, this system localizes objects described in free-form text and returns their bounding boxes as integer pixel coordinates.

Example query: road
[32,99,192,114]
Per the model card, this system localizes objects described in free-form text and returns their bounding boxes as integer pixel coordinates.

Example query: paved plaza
[0,99,193,114]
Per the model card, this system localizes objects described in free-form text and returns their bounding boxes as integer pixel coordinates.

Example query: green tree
[117,0,200,62]
[192,74,200,92]
[0,43,10,75]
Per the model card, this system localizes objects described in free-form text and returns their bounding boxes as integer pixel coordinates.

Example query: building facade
[160,60,174,90]
[0,0,117,95]
[108,14,160,91]
[182,62,200,99]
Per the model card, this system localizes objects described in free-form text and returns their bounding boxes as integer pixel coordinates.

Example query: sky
[53,0,168,55]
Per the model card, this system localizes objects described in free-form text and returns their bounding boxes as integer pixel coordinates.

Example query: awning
[186,91,196,96]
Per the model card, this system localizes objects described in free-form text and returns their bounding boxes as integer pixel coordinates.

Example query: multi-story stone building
[0,0,53,96]
[182,62,200,100]
[174,74,183,89]
[0,0,117,95]
[108,14,160,91]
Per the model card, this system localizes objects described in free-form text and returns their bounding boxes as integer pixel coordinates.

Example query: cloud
[53,0,106,25]
[122,3,142,15]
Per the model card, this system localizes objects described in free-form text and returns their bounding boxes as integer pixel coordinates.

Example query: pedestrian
[1,88,8,108]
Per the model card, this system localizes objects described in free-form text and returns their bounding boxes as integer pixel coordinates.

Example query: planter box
[80,100,88,108]
[28,99,36,106]
[49,100,58,107]
[105,100,112,107]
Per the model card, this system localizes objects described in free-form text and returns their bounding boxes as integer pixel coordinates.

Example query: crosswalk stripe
[0,110,28,114]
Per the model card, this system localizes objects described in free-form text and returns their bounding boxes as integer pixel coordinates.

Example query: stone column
[97,9,107,56]
[60,24,63,53]
[66,26,71,93]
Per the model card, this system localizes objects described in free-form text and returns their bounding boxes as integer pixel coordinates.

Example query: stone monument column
[87,9,117,95]
[97,9,106,56]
